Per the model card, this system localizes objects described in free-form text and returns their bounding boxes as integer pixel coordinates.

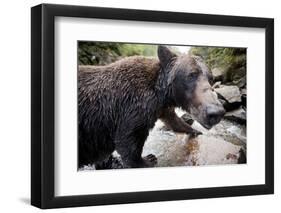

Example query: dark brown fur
[78,46,224,169]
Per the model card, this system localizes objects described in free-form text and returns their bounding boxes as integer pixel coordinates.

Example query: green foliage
[78,42,122,65]
[78,42,157,65]
[119,44,157,57]
[78,42,246,85]
[189,47,246,83]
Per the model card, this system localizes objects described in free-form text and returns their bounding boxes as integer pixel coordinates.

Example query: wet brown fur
[78,46,221,169]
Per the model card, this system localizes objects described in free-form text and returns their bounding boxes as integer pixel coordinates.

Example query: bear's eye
[187,72,199,81]
[203,87,210,92]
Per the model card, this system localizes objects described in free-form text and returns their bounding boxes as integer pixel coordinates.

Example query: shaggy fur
[78,46,223,169]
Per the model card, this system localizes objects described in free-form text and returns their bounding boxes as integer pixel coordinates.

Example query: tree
[78,42,157,65]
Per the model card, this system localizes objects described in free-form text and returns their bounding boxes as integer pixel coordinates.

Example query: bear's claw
[143,154,158,167]
[189,129,202,137]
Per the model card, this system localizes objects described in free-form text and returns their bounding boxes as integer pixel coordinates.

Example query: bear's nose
[206,106,225,126]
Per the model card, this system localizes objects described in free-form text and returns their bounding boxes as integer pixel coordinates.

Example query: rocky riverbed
[142,108,246,167]
[81,107,246,171]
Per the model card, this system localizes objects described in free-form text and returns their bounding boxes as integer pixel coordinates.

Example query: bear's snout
[206,105,225,128]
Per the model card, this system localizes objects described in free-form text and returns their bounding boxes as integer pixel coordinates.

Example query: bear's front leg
[115,128,157,168]
[160,107,202,137]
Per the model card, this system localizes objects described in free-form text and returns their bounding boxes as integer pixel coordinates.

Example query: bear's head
[158,45,225,129]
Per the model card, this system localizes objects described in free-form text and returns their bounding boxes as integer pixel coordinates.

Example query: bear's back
[78,56,161,128]
[79,56,161,90]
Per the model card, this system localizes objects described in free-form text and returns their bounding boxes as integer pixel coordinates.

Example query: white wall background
[0,0,279,212]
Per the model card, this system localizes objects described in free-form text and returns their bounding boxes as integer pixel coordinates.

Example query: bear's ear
[158,45,176,68]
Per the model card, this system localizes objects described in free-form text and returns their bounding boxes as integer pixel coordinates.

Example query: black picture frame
[31,3,274,209]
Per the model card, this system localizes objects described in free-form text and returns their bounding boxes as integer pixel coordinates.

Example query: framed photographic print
[31,3,274,209]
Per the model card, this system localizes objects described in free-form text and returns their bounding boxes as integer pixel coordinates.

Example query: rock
[224,107,246,124]
[226,153,238,160]
[225,125,246,146]
[214,85,242,103]
[241,88,247,96]
[144,117,246,167]
[238,148,247,164]
[233,75,246,88]
[220,99,241,112]
[210,119,246,146]
[241,94,246,107]
[224,66,246,85]
[241,88,247,107]
[218,98,227,108]
[143,119,190,167]
[212,81,221,89]
[211,67,224,81]
[185,135,243,166]
[81,108,247,170]
[215,85,242,111]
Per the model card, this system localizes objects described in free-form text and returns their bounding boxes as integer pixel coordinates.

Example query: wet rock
[226,153,238,160]
[185,135,242,166]
[210,119,246,147]
[215,85,242,111]
[143,120,189,167]
[233,75,246,88]
[220,99,242,112]
[80,108,247,170]
[143,114,246,167]
[241,88,247,107]
[214,85,241,103]
[238,148,247,164]
[218,98,227,107]
[241,88,247,96]
[241,95,246,107]
[211,67,224,82]
[224,107,246,125]
[226,126,246,146]
[79,164,96,171]
[212,81,221,89]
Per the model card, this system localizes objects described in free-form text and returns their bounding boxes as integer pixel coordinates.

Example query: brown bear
[78,46,225,169]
